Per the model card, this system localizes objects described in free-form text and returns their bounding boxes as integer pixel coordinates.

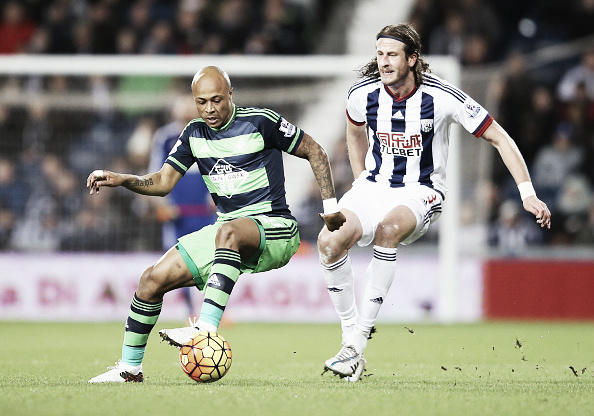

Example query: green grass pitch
[1,321,592,416]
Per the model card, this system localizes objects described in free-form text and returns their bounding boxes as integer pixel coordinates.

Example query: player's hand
[522,196,551,229]
[319,211,346,232]
[86,169,123,195]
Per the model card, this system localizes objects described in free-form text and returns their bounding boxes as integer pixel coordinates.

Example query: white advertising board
[0,252,482,323]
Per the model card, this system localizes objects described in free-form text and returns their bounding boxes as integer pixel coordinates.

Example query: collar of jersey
[209,104,237,133]
[384,84,418,102]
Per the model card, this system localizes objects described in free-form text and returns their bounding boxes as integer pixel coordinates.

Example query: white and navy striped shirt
[346,73,493,198]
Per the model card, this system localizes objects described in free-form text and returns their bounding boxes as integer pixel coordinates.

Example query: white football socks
[351,246,397,354]
[320,254,357,342]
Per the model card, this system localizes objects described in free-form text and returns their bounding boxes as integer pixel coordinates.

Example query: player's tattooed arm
[294,133,336,200]
[87,164,182,197]
[294,133,346,231]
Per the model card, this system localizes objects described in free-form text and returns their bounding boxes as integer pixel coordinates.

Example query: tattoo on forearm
[133,178,154,187]
[311,152,335,200]
[297,135,336,200]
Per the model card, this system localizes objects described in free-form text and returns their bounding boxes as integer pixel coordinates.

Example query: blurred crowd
[410,0,594,66]
[301,0,594,250]
[0,0,328,55]
[0,0,593,253]
[406,0,594,249]
[487,50,594,249]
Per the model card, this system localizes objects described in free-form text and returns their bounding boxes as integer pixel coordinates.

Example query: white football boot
[159,317,202,348]
[324,345,361,377]
[88,360,143,383]
[343,356,366,382]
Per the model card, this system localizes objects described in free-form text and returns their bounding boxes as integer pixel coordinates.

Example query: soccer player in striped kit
[319,23,551,381]
[87,66,345,382]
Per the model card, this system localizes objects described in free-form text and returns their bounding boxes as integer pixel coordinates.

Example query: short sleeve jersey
[346,72,493,197]
[166,104,304,221]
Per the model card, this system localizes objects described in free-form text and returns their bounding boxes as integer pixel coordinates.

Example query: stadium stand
[0,0,593,252]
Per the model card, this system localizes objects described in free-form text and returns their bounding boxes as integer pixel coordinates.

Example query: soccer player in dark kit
[88,66,345,382]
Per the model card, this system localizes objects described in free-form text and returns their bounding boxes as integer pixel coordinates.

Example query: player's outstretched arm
[87,163,183,197]
[294,133,346,231]
[480,121,551,229]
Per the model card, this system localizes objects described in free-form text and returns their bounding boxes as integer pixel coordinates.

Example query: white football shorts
[338,176,444,247]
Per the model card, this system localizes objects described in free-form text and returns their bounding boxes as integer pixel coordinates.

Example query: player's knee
[215,222,239,247]
[375,221,407,246]
[317,228,345,264]
[317,227,333,251]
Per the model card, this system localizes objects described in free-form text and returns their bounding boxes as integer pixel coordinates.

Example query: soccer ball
[179,331,232,383]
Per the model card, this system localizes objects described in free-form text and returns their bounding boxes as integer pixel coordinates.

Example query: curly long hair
[358,23,430,86]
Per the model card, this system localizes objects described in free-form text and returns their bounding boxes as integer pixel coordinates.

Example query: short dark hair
[358,23,430,86]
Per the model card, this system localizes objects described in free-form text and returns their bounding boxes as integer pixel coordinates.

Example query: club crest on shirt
[208,159,249,198]
[464,98,482,119]
[420,119,433,133]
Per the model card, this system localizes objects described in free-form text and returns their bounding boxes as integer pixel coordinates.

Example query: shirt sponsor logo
[209,159,248,198]
[377,132,423,156]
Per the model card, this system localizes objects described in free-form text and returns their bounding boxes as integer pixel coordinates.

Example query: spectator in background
[10,155,78,252]
[0,203,14,249]
[88,0,119,54]
[140,20,177,54]
[255,0,309,55]
[492,52,537,182]
[0,1,35,54]
[428,10,465,60]
[532,123,583,209]
[0,158,30,224]
[175,0,206,54]
[520,86,557,168]
[42,1,75,54]
[127,0,153,44]
[0,104,22,157]
[126,117,156,171]
[71,20,92,54]
[27,26,50,54]
[557,49,594,103]
[116,28,139,54]
[496,52,535,141]
[488,199,543,253]
[561,80,594,184]
[22,100,52,156]
[408,0,443,53]
[212,0,252,54]
[555,175,593,244]
[458,0,501,59]
[462,33,490,65]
